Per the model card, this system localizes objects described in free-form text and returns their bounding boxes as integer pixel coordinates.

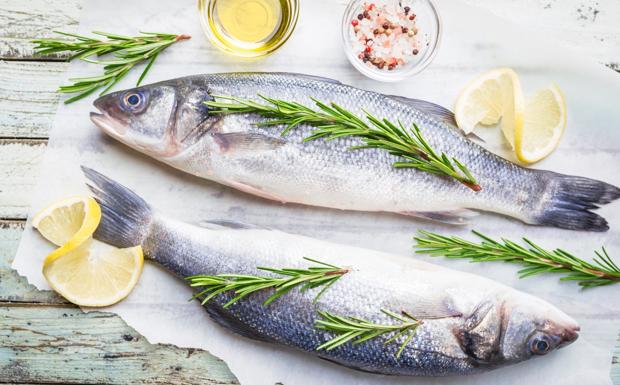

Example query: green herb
[186,257,349,308]
[32,31,190,104]
[415,230,620,288]
[205,95,480,191]
[315,309,421,358]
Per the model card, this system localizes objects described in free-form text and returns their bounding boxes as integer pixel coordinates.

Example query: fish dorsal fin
[212,132,286,153]
[389,95,457,126]
[274,72,343,85]
[197,219,267,230]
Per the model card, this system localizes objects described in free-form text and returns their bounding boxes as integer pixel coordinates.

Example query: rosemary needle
[316,309,421,358]
[205,95,480,191]
[414,230,620,288]
[186,257,349,308]
[32,31,190,104]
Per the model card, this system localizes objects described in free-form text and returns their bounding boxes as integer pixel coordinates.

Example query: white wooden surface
[1,0,620,384]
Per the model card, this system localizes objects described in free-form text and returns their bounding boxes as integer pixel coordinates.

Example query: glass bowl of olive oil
[198,0,299,58]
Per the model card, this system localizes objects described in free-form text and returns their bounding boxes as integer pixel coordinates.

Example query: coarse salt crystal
[349,0,421,71]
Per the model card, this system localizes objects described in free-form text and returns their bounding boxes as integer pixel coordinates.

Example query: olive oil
[198,0,299,57]
[218,0,281,43]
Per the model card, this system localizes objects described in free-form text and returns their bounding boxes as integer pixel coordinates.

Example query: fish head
[90,78,218,158]
[455,290,579,367]
[500,292,579,362]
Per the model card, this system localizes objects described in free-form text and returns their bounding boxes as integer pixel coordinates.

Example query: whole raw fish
[90,73,620,231]
[83,167,580,376]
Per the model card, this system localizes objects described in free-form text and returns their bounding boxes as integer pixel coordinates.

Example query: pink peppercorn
[349,2,421,72]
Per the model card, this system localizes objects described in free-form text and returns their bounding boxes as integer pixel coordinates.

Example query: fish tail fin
[81,166,153,248]
[534,171,620,232]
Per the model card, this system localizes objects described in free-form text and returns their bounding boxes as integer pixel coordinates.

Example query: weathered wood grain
[0,0,81,60]
[0,305,238,384]
[0,61,67,138]
[0,139,47,219]
[0,219,64,304]
[0,221,239,384]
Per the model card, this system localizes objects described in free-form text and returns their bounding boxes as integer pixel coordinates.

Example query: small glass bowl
[198,0,300,58]
[341,0,442,81]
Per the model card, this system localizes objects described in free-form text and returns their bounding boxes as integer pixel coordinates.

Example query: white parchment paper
[13,0,620,384]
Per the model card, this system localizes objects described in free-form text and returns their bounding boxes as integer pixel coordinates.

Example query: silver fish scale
[144,217,503,376]
[171,73,543,222]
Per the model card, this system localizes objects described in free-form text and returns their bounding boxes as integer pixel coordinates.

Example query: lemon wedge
[454,68,525,149]
[515,85,566,164]
[33,196,143,307]
[32,196,101,263]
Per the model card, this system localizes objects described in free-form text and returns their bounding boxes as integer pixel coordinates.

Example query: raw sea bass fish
[90,73,620,231]
[83,167,580,376]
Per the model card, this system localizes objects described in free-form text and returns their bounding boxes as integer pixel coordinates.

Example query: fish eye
[529,334,552,355]
[121,91,146,112]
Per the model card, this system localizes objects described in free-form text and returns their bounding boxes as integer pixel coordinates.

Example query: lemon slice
[43,241,143,307]
[455,68,525,148]
[33,195,143,307]
[515,85,566,164]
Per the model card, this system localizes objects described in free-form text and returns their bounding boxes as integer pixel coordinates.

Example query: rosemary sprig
[316,309,421,358]
[32,31,190,104]
[205,95,480,191]
[415,230,620,288]
[186,257,349,308]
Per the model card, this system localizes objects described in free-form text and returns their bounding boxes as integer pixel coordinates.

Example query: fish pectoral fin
[213,132,286,153]
[317,356,383,374]
[407,298,463,320]
[463,301,494,331]
[388,95,457,127]
[465,131,486,143]
[455,301,500,363]
[198,219,268,230]
[227,180,289,203]
[400,209,479,225]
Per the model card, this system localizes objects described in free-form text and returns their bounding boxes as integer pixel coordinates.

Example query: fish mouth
[557,324,580,348]
[90,110,127,138]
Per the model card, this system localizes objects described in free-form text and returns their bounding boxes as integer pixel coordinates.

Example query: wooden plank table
[1,0,619,383]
